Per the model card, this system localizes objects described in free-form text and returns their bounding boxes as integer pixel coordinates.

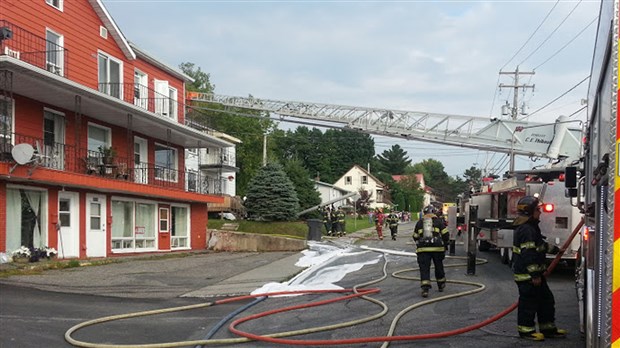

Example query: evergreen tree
[283,159,322,218]
[244,163,300,221]
[376,144,412,175]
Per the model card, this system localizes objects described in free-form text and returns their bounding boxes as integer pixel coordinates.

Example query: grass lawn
[208,216,376,239]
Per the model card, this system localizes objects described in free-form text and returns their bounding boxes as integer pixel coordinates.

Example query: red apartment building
[0,0,231,259]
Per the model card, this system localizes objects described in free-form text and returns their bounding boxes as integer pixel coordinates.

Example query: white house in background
[392,174,434,208]
[313,180,354,209]
[333,165,388,210]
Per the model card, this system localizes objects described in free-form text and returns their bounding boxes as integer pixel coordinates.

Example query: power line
[501,0,560,71]
[518,0,583,67]
[533,16,598,70]
[520,75,589,119]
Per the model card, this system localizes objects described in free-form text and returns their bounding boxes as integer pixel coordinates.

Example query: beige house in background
[333,165,388,210]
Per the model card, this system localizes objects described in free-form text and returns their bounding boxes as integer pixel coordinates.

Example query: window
[154,80,169,117]
[46,29,63,75]
[59,198,71,227]
[187,170,198,192]
[6,187,48,253]
[43,110,65,170]
[99,26,108,39]
[361,175,368,184]
[134,70,148,109]
[168,87,178,120]
[159,207,169,232]
[98,52,122,99]
[0,98,14,146]
[45,0,63,11]
[171,206,189,248]
[345,176,352,185]
[154,144,178,181]
[90,202,101,230]
[111,200,156,251]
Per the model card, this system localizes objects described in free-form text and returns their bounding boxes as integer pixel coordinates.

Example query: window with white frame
[87,124,110,166]
[111,200,156,251]
[45,29,64,75]
[154,144,178,181]
[171,206,189,248]
[159,207,169,232]
[98,52,123,99]
[168,86,178,120]
[345,176,352,185]
[133,69,148,109]
[6,187,48,253]
[361,175,368,185]
[45,0,63,11]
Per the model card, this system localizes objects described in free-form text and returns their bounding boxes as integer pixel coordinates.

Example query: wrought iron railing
[1,132,226,194]
[0,19,69,77]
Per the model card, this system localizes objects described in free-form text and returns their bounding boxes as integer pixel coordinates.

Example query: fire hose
[65,218,583,347]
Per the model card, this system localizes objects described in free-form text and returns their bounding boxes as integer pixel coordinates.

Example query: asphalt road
[0,223,584,348]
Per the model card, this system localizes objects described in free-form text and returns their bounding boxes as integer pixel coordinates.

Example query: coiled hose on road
[66,218,583,348]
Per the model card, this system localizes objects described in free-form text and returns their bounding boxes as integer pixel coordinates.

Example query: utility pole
[499,66,535,173]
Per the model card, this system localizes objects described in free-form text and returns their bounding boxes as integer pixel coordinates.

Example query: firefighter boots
[438,283,445,292]
[519,332,545,341]
[541,328,567,338]
[421,289,429,298]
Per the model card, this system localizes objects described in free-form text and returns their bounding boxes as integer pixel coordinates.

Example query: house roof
[89,0,135,60]
[392,173,425,187]
[349,164,385,187]
[89,0,194,83]
[313,180,353,194]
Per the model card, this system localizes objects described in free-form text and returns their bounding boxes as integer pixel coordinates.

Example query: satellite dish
[11,143,35,165]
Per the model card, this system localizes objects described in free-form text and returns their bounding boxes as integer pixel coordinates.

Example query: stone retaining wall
[206,230,307,252]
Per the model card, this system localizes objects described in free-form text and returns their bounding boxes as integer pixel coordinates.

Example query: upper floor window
[45,0,63,11]
[98,52,123,99]
[134,69,148,109]
[154,143,178,182]
[168,87,178,120]
[46,29,64,75]
[361,175,368,184]
[345,176,352,185]
[0,98,14,145]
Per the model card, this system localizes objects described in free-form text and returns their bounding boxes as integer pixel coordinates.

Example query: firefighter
[336,206,346,237]
[387,211,399,240]
[412,205,449,297]
[512,195,566,341]
[374,208,385,240]
[321,206,332,236]
[330,205,339,237]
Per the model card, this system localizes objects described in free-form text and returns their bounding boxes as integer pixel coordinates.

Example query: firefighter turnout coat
[512,216,559,282]
[413,214,449,252]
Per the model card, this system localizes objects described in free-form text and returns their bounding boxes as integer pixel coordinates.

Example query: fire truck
[566,0,620,346]
[458,169,582,265]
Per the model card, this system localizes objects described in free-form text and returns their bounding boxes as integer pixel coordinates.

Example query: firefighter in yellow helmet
[412,205,449,297]
[512,195,566,341]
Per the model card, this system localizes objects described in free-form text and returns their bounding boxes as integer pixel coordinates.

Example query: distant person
[374,208,385,240]
[387,212,399,240]
[330,205,339,237]
[321,207,332,236]
[412,205,449,298]
[512,196,566,341]
[336,206,346,237]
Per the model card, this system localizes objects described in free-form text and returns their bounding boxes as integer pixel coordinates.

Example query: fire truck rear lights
[558,173,565,181]
[542,203,554,213]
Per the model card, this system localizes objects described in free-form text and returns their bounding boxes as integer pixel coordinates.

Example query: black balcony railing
[1,132,225,194]
[0,20,69,77]
[0,20,224,141]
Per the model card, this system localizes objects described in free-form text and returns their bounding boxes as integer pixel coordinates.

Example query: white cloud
[103,0,599,176]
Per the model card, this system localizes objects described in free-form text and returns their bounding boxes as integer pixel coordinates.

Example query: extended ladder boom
[187,92,583,164]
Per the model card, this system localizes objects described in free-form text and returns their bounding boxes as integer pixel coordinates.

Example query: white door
[154,79,169,116]
[43,111,65,170]
[86,194,107,257]
[134,136,148,184]
[57,191,79,258]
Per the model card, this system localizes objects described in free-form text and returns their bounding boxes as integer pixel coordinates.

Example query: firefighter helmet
[517,196,540,216]
[423,205,437,215]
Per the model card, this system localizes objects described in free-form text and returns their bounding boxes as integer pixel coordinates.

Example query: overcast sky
[103,0,600,177]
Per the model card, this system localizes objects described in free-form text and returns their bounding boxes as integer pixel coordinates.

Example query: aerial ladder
[186,92,583,167]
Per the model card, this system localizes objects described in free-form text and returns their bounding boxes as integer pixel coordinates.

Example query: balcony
[0,20,231,150]
[0,20,69,78]
[1,132,224,195]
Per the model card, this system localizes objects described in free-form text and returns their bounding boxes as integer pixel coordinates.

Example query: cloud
[104,0,599,176]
